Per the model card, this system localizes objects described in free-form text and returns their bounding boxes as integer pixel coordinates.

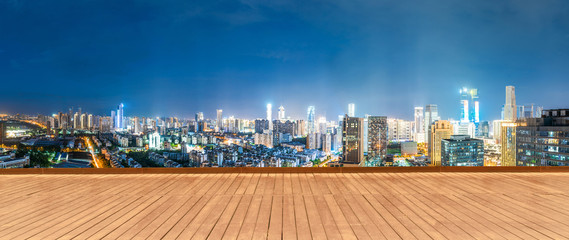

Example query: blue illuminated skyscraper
[307,106,315,134]
[460,88,479,123]
[116,103,124,130]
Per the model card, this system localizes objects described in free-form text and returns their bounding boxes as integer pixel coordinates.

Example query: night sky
[1,0,568,120]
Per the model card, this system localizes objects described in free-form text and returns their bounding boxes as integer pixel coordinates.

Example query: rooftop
[1,169,569,239]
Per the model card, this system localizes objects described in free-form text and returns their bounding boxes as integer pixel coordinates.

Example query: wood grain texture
[1,173,569,239]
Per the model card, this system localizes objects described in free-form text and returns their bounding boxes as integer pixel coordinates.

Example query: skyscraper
[504,86,517,121]
[367,116,388,161]
[460,88,479,123]
[216,109,223,132]
[414,107,424,143]
[267,104,273,132]
[429,120,453,166]
[342,115,364,165]
[348,103,355,117]
[195,112,204,132]
[307,106,315,134]
[278,106,285,121]
[424,104,440,141]
[501,122,517,166]
[116,103,124,130]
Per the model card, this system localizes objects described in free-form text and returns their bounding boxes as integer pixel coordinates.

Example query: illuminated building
[307,106,315,134]
[348,103,355,117]
[322,133,332,154]
[267,104,272,132]
[460,87,479,123]
[518,104,543,120]
[424,104,440,141]
[501,122,517,166]
[504,86,517,121]
[367,116,388,160]
[517,109,569,166]
[414,107,424,143]
[216,109,223,132]
[278,106,285,121]
[429,120,453,166]
[387,118,413,142]
[116,103,124,130]
[195,112,204,132]
[342,115,364,165]
[441,135,484,166]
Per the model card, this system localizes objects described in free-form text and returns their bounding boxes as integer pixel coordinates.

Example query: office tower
[387,118,414,142]
[518,104,544,119]
[501,122,517,166]
[478,121,489,138]
[318,116,327,134]
[296,120,306,137]
[367,116,388,161]
[460,88,480,123]
[504,86,517,121]
[348,103,355,117]
[414,107,424,143]
[110,110,116,130]
[278,106,285,121]
[424,104,440,141]
[429,120,454,166]
[195,112,204,132]
[322,133,332,154]
[454,122,476,138]
[216,109,223,132]
[517,109,569,166]
[133,117,140,133]
[307,106,315,134]
[441,135,484,166]
[267,104,273,132]
[342,115,364,165]
[116,103,124,130]
[492,120,505,143]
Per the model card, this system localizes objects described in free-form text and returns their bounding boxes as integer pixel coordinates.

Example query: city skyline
[2,1,569,119]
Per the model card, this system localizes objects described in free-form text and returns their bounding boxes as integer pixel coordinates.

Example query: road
[84,137,102,168]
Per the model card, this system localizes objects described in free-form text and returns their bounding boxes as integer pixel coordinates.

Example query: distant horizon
[0,85,557,122]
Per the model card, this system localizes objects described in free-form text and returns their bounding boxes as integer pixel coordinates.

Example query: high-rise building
[216,109,223,132]
[504,86,517,121]
[460,88,480,123]
[429,120,454,166]
[342,115,364,165]
[518,104,543,120]
[414,107,424,143]
[348,103,355,117]
[367,116,388,161]
[424,104,440,141]
[195,112,204,132]
[116,103,124,130]
[517,109,569,166]
[267,104,273,132]
[278,106,285,121]
[307,106,315,134]
[387,118,414,142]
[441,135,484,166]
[501,122,517,166]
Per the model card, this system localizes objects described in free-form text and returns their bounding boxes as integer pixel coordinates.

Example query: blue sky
[1,0,568,120]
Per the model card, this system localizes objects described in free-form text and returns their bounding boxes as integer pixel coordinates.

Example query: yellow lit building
[428,120,454,166]
[500,122,517,166]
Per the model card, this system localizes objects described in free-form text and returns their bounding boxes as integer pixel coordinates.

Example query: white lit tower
[307,106,315,134]
[348,103,355,117]
[267,104,273,131]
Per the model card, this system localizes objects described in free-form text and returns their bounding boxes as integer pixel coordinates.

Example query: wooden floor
[1,173,569,239]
